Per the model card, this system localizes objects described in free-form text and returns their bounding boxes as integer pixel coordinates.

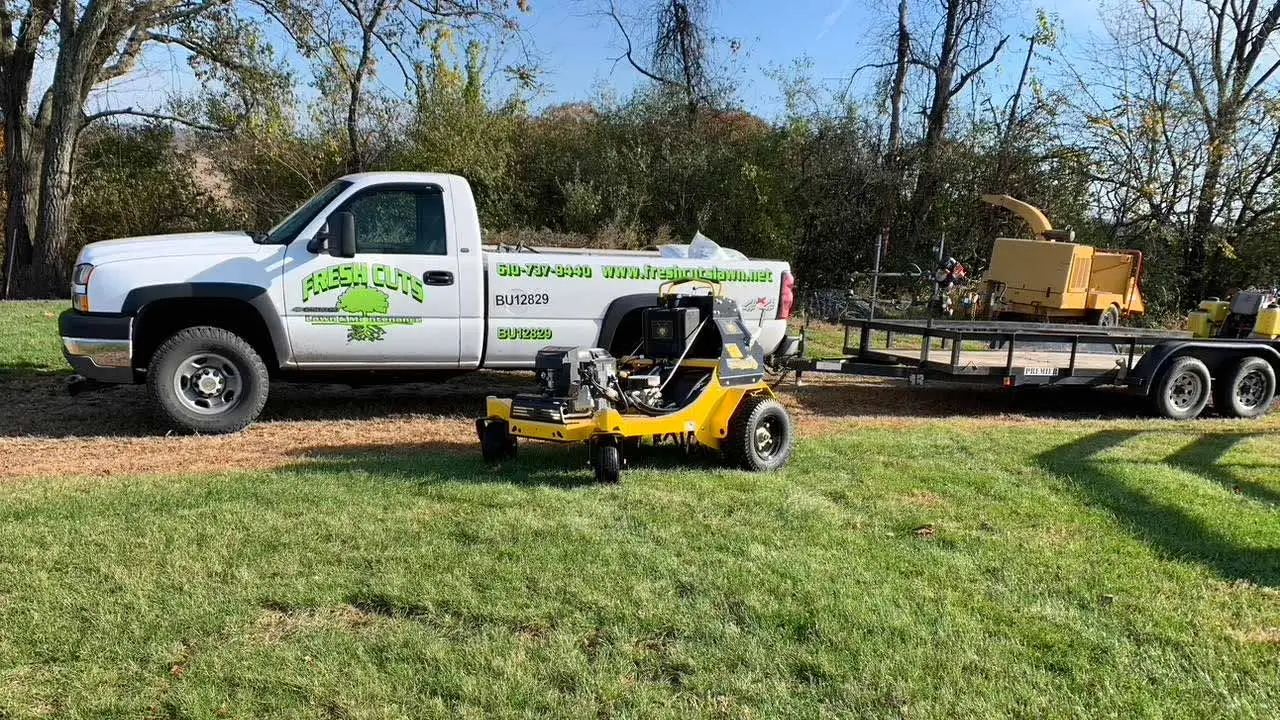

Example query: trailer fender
[1130,341,1280,395]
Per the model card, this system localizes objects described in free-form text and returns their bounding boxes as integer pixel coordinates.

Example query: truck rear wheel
[1151,356,1212,420]
[1214,356,1277,419]
[147,326,270,434]
[724,394,794,471]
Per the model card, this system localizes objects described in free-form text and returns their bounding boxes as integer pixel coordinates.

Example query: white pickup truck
[60,172,799,433]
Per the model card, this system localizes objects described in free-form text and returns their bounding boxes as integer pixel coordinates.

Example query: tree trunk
[1185,139,1226,302]
[887,0,909,162]
[2,43,41,298]
[3,116,40,299]
[19,0,114,297]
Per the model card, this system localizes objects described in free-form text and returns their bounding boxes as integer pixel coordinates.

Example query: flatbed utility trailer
[788,318,1280,420]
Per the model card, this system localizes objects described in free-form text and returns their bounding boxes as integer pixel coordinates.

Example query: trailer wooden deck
[791,318,1192,387]
[862,347,1132,373]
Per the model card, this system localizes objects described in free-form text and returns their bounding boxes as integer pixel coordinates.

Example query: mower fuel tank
[642,306,702,358]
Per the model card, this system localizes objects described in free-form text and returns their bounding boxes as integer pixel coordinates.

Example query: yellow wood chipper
[980,195,1146,326]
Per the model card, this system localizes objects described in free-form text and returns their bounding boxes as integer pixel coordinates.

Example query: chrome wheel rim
[754,416,782,458]
[174,353,243,415]
[1169,371,1203,411]
[1235,370,1268,409]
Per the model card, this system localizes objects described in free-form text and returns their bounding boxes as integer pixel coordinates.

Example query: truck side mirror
[327,211,357,258]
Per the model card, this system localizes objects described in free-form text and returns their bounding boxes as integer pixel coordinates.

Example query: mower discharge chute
[476,280,795,483]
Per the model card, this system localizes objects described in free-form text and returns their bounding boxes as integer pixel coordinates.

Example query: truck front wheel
[147,326,270,434]
[1214,356,1277,419]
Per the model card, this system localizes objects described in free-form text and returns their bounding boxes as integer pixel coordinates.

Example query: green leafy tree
[338,287,389,342]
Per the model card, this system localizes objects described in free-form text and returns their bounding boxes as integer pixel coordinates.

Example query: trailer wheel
[147,326,270,434]
[725,394,795,471]
[591,439,621,484]
[1152,356,1212,420]
[1214,356,1277,419]
[480,419,517,463]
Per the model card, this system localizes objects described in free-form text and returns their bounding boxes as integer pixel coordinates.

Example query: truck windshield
[266,180,352,244]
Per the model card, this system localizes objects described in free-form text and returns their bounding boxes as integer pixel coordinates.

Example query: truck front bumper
[59,309,135,383]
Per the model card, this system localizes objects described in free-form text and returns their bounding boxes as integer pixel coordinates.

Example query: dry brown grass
[1,371,1276,482]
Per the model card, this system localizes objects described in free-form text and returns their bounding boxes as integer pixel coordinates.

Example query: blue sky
[81,0,1108,121]
[516,0,1107,114]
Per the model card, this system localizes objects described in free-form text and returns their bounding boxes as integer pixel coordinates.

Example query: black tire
[147,326,270,434]
[1096,304,1121,327]
[1213,356,1277,419]
[1151,356,1212,420]
[592,440,621,484]
[480,420,516,463]
[724,394,795,471]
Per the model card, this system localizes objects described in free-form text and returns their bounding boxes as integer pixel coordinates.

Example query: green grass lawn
[0,300,66,375]
[1,426,1277,718]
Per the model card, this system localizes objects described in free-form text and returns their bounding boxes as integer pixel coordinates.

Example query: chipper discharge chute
[980,194,1146,326]
[476,280,795,483]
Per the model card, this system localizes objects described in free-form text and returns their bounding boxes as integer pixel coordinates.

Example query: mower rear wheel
[480,419,517,463]
[592,440,622,484]
[725,394,794,471]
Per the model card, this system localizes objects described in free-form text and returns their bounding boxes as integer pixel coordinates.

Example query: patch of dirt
[0,371,1276,482]
[252,605,379,644]
[1229,627,1280,645]
[900,490,944,507]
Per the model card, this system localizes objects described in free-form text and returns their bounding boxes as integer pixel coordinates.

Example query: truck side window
[340,186,448,256]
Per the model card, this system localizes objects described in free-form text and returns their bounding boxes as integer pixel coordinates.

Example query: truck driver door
[283,184,462,366]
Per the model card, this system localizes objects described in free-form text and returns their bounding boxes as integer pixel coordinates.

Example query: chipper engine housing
[476,280,795,483]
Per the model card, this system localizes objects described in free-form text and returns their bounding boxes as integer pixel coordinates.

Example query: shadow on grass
[786,379,1150,420]
[1038,430,1280,586]
[1165,433,1280,506]
[0,362,68,379]
[288,439,727,490]
[0,372,534,439]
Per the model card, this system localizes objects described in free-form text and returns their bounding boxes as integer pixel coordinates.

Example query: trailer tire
[1213,356,1276,419]
[725,394,795,471]
[147,326,269,434]
[1151,356,1212,420]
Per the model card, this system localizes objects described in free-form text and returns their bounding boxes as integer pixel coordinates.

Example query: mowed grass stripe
[0,300,66,376]
[0,426,1277,718]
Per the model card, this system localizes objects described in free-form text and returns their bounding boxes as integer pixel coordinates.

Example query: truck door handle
[424,271,454,286]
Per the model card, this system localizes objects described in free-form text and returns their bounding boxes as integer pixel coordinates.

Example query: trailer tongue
[789,318,1279,420]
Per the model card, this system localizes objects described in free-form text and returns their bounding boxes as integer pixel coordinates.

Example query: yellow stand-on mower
[476,280,795,483]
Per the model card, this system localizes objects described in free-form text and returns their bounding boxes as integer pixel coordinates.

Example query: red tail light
[778,272,795,320]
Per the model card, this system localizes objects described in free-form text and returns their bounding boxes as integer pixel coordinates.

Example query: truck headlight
[71,263,94,312]
[72,263,94,286]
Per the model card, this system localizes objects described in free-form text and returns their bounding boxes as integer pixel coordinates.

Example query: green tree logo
[339,287,390,342]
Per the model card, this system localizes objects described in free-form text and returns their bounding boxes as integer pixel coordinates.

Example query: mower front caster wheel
[591,440,622,484]
[479,419,517,463]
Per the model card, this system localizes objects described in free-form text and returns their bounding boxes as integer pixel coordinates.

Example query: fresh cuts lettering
[302,263,425,302]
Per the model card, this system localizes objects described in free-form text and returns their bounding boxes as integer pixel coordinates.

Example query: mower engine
[510,346,621,422]
[1220,288,1279,338]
